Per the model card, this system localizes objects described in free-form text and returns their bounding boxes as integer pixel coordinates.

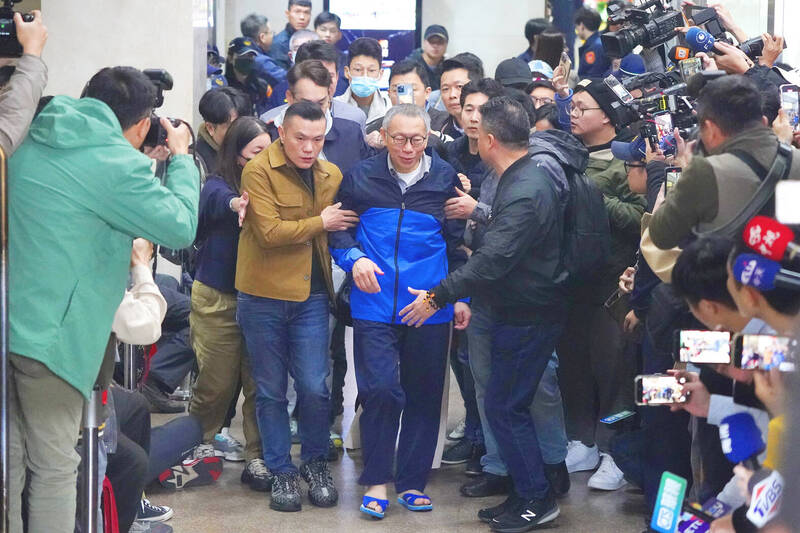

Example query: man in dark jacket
[329,104,468,517]
[269,0,312,71]
[196,86,252,174]
[401,97,567,532]
[575,7,611,78]
[405,25,449,91]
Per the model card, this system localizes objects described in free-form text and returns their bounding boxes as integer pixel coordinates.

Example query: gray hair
[241,13,269,39]
[290,29,321,52]
[382,104,431,132]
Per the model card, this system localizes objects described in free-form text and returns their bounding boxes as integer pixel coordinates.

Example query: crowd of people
[3,1,800,532]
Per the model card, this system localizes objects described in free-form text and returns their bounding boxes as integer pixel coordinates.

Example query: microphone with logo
[685,27,716,54]
[743,216,800,268]
[732,253,800,292]
[667,45,692,65]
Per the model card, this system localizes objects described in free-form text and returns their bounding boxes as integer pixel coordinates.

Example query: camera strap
[692,142,793,240]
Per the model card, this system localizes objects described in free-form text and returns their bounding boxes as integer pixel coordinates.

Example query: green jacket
[9,95,199,398]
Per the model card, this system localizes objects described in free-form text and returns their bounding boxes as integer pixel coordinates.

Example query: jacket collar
[365,147,447,184]
[267,139,331,180]
[198,123,220,152]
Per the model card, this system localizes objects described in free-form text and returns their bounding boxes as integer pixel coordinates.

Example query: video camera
[602,0,684,58]
[142,69,183,148]
[0,0,32,58]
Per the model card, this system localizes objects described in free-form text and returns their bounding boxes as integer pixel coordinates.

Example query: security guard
[575,6,611,78]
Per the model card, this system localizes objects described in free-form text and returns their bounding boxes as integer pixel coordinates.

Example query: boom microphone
[685,27,716,53]
[744,216,800,266]
[733,253,800,292]
[719,413,764,471]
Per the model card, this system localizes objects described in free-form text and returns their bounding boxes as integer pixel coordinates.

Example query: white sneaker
[565,440,600,473]
[192,443,216,459]
[587,453,627,491]
[448,418,466,441]
[213,427,245,462]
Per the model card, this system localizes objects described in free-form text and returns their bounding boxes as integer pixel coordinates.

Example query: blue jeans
[237,292,330,474]
[485,318,565,500]
[469,304,567,476]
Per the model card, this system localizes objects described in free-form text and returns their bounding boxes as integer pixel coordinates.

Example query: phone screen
[665,167,682,196]
[654,112,673,145]
[636,374,687,406]
[604,75,634,104]
[736,334,797,371]
[780,84,800,132]
[396,83,414,104]
[679,57,702,81]
[776,181,800,225]
[678,330,731,364]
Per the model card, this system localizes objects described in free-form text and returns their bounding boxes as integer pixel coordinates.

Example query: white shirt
[111,264,167,345]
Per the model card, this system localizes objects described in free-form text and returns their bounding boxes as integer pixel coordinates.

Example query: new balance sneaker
[241,458,273,492]
[565,440,600,473]
[270,472,302,512]
[213,427,245,462]
[158,456,222,489]
[300,458,339,508]
[478,492,522,524]
[587,453,627,491]
[441,439,473,465]
[137,498,173,522]
[544,461,570,497]
[448,418,466,440]
[490,493,560,532]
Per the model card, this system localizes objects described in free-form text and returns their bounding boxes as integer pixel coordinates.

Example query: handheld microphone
[668,45,693,64]
[685,27,716,53]
[746,467,784,528]
[719,412,764,471]
[733,253,800,292]
[744,216,800,266]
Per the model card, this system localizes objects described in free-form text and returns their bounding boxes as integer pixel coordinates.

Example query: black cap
[574,78,621,126]
[424,24,449,42]
[494,58,533,87]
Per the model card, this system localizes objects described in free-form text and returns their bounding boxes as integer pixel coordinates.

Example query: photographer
[7,66,199,533]
[649,75,800,250]
[0,9,47,156]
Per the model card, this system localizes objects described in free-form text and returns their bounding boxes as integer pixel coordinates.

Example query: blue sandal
[360,496,389,519]
[397,492,433,512]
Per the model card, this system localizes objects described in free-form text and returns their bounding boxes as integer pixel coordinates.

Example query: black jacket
[433,154,567,324]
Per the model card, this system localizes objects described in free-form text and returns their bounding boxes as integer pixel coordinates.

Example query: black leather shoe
[465,444,486,476]
[461,472,513,498]
[544,461,570,497]
[478,492,521,523]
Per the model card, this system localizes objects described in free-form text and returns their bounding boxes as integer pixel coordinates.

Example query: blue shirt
[578,31,611,78]
[517,49,535,63]
[194,176,240,293]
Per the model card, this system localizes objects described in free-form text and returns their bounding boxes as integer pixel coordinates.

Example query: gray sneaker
[270,472,302,512]
[300,458,339,508]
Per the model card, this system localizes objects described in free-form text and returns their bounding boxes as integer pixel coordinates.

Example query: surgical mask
[350,76,380,98]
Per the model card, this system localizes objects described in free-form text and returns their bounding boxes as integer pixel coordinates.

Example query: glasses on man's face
[388,134,426,147]
[624,161,646,172]
[569,104,602,117]
[350,66,381,78]
[532,96,554,107]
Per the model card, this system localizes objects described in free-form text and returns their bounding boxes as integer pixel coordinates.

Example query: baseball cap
[228,37,259,57]
[495,58,533,87]
[611,135,646,162]
[424,24,449,42]
[528,60,554,80]
[611,54,646,80]
[574,78,622,126]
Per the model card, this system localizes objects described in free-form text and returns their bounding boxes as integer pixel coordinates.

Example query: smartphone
[653,112,674,145]
[635,374,687,406]
[558,51,572,83]
[604,74,634,104]
[780,84,800,132]
[775,181,800,225]
[665,166,682,196]
[396,83,415,104]
[679,57,703,81]
[676,330,731,364]
[733,334,797,372]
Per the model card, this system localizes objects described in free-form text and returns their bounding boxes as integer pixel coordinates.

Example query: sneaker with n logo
[489,493,559,533]
[158,456,223,490]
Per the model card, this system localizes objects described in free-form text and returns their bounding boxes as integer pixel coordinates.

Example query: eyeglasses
[569,104,602,117]
[388,134,426,147]
[624,161,646,172]
[531,96,554,107]
[350,66,381,77]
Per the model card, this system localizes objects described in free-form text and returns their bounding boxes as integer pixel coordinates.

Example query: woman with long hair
[187,116,274,491]
[534,31,566,71]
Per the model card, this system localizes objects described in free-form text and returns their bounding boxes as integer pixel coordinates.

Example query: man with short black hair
[313,11,349,96]
[401,96,568,531]
[336,38,392,124]
[238,13,286,86]
[574,6,610,77]
[433,53,484,140]
[519,18,550,63]
[270,0,313,70]
[406,24,449,91]
[197,86,252,172]
[236,100,357,512]
[8,66,199,533]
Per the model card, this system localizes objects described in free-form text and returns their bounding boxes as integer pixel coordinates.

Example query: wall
[423,0,546,76]
[40,0,200,127]
[223,0,323,51]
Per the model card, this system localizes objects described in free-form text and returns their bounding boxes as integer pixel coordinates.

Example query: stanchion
[1,144,10,533]
[80,386,102,533]
[122,342,136,390]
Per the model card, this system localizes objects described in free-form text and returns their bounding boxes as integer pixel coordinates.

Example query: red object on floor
[158,456,223,489]
[102,476,120,533]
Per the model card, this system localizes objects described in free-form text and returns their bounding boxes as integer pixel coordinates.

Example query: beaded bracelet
[423,290,440,311]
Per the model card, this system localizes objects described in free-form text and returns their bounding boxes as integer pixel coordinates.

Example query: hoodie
[9,95,199,398]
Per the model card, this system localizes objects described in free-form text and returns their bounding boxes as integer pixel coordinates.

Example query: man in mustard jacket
[8,66,199,533]
[236,101,357,513]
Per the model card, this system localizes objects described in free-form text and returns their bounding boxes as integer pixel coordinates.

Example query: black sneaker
[461,472,513,498]
[137,498,173,522]
[465,444,486,476]
[490,494,559,533]
[478,492,522,523]
[544,461,570,498]
[441,439,473,465]
[141,382,186,414]
[241,458,273,492]
[300,458,339,508]
[270,472,302,512]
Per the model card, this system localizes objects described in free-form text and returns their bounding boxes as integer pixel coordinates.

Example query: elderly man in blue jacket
[329,104,469,519]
